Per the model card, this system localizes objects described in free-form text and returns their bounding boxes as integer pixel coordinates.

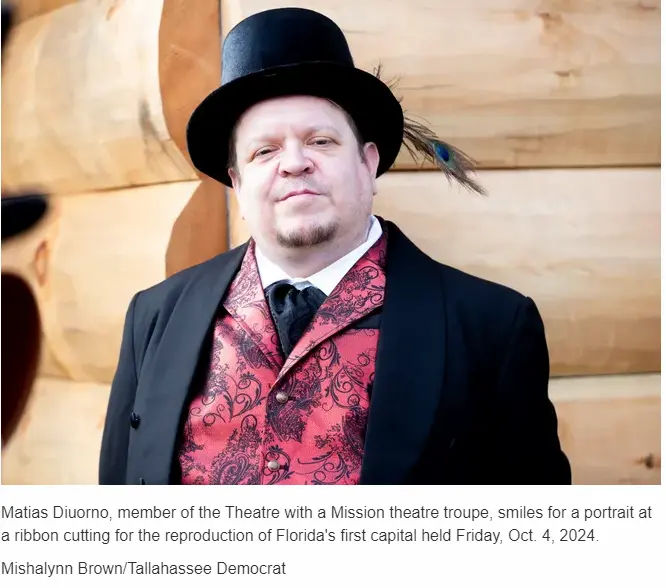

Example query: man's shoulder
[429,259,544,371]
[132,243,247,314]
[436,260,528,314]
[385,218,529,314]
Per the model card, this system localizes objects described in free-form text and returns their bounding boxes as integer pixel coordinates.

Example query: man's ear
[363,142,380,195]
[228,168,245,220]
[228,167,241,193]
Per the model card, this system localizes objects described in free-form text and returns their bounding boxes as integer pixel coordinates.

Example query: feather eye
[434,143,450,162]
[372,63,486,196]
[402,115,487,196]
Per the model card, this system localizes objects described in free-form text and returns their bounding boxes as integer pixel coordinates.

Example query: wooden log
[375,168,660,376]
[158,0,223,169]
[165,176,228,277]
[230,167,660,377]
[1,0,221,195]
[4,180,226,384]
[1,377,110,485]
[223,0,660,170]
[1,374,658,484]
[551,374,661,485]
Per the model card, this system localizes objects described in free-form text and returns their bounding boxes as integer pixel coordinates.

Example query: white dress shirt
[255,215,383,295]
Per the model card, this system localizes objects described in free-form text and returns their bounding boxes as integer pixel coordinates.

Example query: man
[99,8,570,484]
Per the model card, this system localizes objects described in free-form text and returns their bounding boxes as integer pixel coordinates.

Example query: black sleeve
[98,292,140,484]
[491,296,572,484]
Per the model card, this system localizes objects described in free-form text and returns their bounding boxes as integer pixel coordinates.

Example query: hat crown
[222,8,354,84]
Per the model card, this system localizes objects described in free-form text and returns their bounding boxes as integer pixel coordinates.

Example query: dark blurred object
[2,194,48,242]
[1,0,50,445]
[1,0,14,46]
[1,274,42,444]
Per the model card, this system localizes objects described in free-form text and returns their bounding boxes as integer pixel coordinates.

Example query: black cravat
[265,280,326,357]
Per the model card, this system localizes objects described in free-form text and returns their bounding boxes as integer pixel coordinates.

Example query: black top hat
[186,7,484,195]
[186,7,405,188]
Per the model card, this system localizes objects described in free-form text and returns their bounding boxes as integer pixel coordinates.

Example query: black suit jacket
[99,220,571,484]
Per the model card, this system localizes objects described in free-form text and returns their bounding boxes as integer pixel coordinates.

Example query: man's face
[229,95,380,250]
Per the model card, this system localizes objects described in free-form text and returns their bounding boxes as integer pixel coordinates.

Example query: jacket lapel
[359,220,447,484]
[223,241,284,375]
[128,244,249,485]
[277,231,388,380]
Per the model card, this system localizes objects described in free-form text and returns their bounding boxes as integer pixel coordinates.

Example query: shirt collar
[255,215,382,296]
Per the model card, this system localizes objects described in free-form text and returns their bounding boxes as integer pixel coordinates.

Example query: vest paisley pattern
[177,231,387,484]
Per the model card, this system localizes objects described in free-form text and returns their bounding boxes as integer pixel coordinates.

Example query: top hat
[186,7,405,188]
[186,7,484,194]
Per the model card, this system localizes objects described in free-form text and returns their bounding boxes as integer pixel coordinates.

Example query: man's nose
[278,143,313,176]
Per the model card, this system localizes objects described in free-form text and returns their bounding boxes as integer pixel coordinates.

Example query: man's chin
[275,219,338,249]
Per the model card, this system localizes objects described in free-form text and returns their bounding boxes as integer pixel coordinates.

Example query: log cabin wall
[1,0,229,480]
[1,0,660,484]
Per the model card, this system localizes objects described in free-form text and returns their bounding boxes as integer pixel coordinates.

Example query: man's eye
[311,138,332,146]
[254,147,274,157]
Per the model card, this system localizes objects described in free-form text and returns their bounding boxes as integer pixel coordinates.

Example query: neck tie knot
[265,280,326,357]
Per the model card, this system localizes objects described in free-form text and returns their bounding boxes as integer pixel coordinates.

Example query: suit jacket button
[275,392,289,404]
[267,460,280,471]
[130,412,141,428]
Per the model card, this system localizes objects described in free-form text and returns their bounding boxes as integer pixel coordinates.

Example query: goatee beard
[276,221,338,248]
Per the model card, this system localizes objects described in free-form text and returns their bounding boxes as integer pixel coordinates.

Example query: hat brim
[185,61,404,187]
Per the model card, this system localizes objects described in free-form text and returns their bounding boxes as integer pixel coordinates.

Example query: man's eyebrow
[245,125,341,144]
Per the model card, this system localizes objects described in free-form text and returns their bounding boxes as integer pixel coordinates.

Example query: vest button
[275,392,289,404]
[267,460,280,471]
[130,412,141,428]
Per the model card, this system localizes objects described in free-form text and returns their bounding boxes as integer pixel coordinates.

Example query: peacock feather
[372,63,486,196]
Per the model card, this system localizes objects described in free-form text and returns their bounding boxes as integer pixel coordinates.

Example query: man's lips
[280,190,319,201]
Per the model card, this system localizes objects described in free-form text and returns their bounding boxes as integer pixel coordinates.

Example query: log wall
[1,0,660,484]
[224,0,661,170]
[1,0,220,194]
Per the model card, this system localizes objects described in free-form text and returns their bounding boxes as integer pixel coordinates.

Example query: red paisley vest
[177,231,387,484]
